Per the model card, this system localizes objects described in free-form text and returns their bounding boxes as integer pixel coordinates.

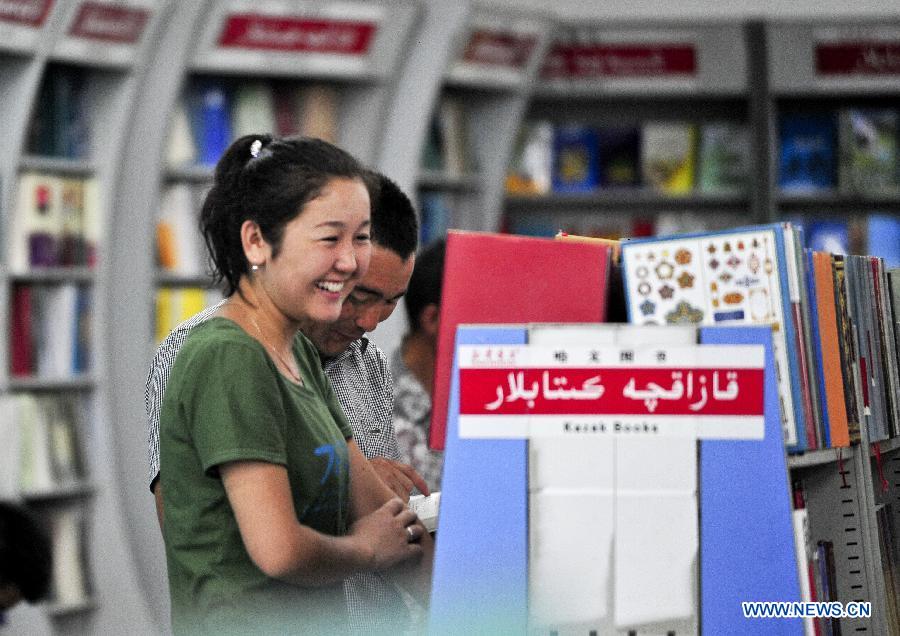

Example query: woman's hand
[349,498,424,571]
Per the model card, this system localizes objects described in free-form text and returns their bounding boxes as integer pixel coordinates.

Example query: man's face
[304,245,415,358]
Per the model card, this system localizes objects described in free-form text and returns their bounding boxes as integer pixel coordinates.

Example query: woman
[160,135,425,634]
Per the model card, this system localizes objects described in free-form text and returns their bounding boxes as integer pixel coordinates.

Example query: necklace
[247,314,304,386]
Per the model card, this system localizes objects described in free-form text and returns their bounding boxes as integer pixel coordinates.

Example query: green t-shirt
[160,318,353,635]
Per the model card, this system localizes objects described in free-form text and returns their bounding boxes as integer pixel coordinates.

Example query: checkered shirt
[145,301,410,633]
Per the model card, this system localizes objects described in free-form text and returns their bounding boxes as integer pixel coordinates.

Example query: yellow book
[555,231,621,264]
[155,288,174,343]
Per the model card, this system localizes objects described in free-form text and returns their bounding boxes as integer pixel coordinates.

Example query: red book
[11,285,33,376]
[429,231,611,450]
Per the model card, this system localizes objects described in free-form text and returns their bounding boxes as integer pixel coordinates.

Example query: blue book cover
[597,126,640,187]
[778,113,837,192]
[866,214,900,269]
[429,325,529,634]
[620,223,809,451]
[190,80,232,166]
[419,191,452,247]
[805,219,849,254]
[700,325,803,635]
[552,125,600,193]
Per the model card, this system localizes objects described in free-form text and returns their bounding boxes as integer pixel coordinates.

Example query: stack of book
[155,287,222,344]
[779,108,900,194]
[10,284,92,378]
[26,65,92,159]
[166,79,339,168]
[621,222,900,452]
[0,394,84,499]
[505,120,750,196]
[10,173,100,272]
[420,95,476,178]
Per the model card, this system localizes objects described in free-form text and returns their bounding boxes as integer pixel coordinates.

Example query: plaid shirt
[146,301,409,633]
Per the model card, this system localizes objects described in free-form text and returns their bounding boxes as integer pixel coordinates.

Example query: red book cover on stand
[428,231,611,450]
[11,285,33,376]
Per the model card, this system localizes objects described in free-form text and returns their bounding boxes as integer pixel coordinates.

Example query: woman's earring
[251,264,260,272]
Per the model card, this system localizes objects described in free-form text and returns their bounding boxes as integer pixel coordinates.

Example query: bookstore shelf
[163,165,214,183]
[788,446,850,470]
[9,267,95,283]
[874,436,900,456]
[417,169,484,192]
[154,272,214,288]
[8,376,96,392]
[505,191,751,212]
[45,600,99,618]
[18,155,95,177]
[20,481,95,503]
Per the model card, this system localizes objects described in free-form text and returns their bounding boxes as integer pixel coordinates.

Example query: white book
[18,395,54,494]
[408,492,441,533]
[166,100,197,167]
[232,81,276,138]
[0,396,23,499]
[51,508,89,607]
[158,184,204,275]
[39,284,78,378]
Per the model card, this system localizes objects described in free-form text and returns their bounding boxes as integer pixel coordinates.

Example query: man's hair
[370,173,418,260]
[0,503,52,603]
[404,238,446,332]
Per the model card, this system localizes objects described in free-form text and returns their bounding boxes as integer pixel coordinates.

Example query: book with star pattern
[621,224,811,452]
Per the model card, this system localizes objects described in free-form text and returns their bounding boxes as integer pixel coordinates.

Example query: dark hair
[369,174,418,260]
[0,503,52,603]
[200,134,368,296]
[404,238,446,331]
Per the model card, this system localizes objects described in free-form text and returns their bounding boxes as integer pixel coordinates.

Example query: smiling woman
[158,135,426,635]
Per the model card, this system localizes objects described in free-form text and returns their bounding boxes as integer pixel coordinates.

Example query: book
[165,100,197,167]
[231,81,276,138]
[18,394,53,493]
[272,83,299,137]
[641,122,697,195]
[597,126,640,188]
[866,214,900,269]
[811,252,850,447]
[50,508,90,607]
[11,285,33,376]
[552,124,600,193]
[419,191,452,247]
[806,220,849,255]
[791,482,818,636]
[59,178,86,266]
[621,224,809,451]
[15,172,62,269]
[838,108,899,195]
[438,96,472,177]
[697,122,750,194]
[156,184,205,275]
[0,396,22,499]
[190,80,232,166]
[505,120,553,195]
[430,231,612,450]
[408,492,441,533]
[38,284,78,378]
[296,84,338,143]
[779,113,837,192]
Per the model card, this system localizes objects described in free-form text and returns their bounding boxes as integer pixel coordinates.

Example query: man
[392,239,445,493]
[146,173,427,633]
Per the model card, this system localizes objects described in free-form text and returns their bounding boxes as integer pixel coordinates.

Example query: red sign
[218,13,377,55]
[816,42,900,75]
[459,367,763,416]
[542,43,697,79]
[0,0,53,27]
[462,29,537,69]
[68,2,148,43]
